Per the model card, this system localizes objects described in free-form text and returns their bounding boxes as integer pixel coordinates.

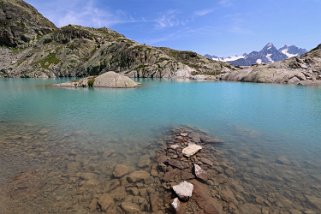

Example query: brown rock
[181,170,195,180]
[110,186,126,201]
[220,188,238,205]
[97,194,114,212]
[149,192,160,212]
[163,169,181,182]
[199,158,213,166]
[165,159,190,169]
[200,135,223,144]
[113,164,130,178]
[127,187,139,196]
[127,171,151,184]
[138,155,151,168]
[190,180,221,214]
[194,164,208,182]
[120,202,141,214]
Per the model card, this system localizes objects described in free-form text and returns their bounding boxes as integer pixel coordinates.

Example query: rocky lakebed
[1,122,320,214]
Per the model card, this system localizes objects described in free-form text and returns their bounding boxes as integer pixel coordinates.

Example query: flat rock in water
[113,164,130,178]
[199,158,213,166]
[191,180,221,214]
[97,194,114,212]
[172,181,194,201]
[127,171,151,184]
[194,164,208,182]
[165,159,190,170]
[94,71,139,88]
[182,143,202,157]
[120,202,141,213]
[200,135,223,144]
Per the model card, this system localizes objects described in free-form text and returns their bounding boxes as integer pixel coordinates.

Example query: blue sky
[26,0,321,56]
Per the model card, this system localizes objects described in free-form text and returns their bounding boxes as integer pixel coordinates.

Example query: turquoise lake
[0,78,321,212]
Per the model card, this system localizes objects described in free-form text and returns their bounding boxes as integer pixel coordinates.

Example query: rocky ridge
[0,0,233,79]
[220,44,321,85]
[206,43,307,66]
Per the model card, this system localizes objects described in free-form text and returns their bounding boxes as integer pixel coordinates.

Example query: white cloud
[218,0,233,6]
[194,9,214,17]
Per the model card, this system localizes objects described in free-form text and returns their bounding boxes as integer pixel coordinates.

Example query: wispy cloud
[155,10,188,29]
[27,0,139,28]
[224,13,253,35]
[218,0,233,7]
[194,9,214,17]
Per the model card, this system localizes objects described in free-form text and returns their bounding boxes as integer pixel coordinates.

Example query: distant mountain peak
[205,43,307,66]
[265,42,274,48]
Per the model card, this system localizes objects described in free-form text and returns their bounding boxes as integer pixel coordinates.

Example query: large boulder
[93,71,140,88]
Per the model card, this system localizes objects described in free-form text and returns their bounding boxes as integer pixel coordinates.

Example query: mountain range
[0,0,320,86]
[206,43,307,66]
[0,0,233,79]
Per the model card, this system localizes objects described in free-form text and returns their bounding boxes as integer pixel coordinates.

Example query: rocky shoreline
[54,71,140,88]
[82,126,237,214]
[1,124,321,213]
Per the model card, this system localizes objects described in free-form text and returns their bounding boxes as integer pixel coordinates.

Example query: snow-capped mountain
[279,45,307,58]
[206,43,307,66]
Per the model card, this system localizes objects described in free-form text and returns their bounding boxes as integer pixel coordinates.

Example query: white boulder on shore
[55,71,140,88]
[94,71,139,88]
[172,181,194,201]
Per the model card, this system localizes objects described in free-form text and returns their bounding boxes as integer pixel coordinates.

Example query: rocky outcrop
[0,1,234,79]
[150,126,229,213]
[220,44,321,85]
[0,0,56,47]
[93,71,139,88]
[55,71,140,88]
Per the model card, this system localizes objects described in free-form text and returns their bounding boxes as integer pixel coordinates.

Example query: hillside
[0,0,234,79]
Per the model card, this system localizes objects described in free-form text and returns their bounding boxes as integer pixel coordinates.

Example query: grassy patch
[37,53,60,69]
[87,78,95,87]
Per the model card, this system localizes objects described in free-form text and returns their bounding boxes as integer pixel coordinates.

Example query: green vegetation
[87,78,95,87]
[37,53,60,69]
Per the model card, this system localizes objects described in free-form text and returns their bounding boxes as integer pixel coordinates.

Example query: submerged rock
[137,155,151,168]
[127,171,151,184]
[120,202,141,213]
[97,194,114,212]
[113,164,130,178]
[172,181,194,201]
[194,164,208,182]
[182,143,202,157]
[165,159,190,170]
